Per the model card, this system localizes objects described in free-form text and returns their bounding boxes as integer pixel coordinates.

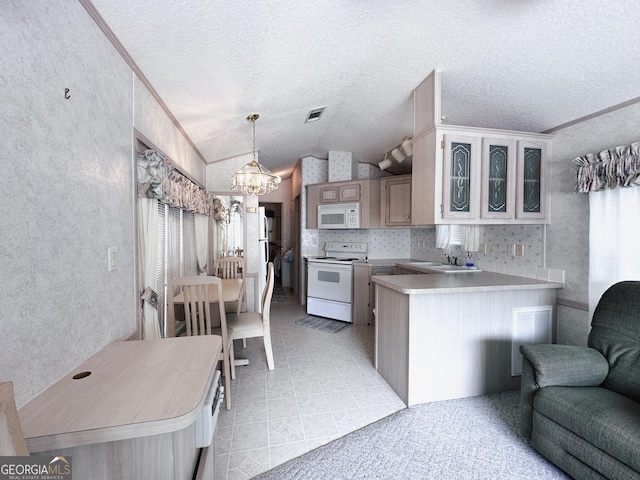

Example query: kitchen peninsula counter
[372,270,562,294]
[372,271,562,406]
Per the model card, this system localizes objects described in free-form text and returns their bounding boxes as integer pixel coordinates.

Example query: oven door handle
[308,263,353,272]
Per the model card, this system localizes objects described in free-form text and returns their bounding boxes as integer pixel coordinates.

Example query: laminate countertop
[19,336,221,452]
[371,271,563,295]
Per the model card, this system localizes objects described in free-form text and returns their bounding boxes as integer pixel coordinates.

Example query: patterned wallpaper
[4,0,138,406]
[328,151,357,182]
[359,162,392,179]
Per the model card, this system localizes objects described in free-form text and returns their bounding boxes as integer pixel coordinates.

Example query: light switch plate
[108,247,118,272]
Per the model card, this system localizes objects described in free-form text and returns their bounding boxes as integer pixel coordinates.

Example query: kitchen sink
[402,261,442,267]
[426,265,482,273]
[396,261,482,273]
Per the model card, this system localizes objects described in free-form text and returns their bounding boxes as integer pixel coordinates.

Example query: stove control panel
[325,242,368,254]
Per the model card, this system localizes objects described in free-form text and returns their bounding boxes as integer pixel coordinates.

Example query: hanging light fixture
[230,114,281,195]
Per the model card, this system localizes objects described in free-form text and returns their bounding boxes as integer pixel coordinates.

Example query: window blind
[167,205,182,287]
[183,211,198,276]
[154,202,201,337]
[156,202,167,336]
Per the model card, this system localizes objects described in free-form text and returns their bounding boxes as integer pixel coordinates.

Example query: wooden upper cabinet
[305,179,379,229]
[339,184,360,202]
[318,183,360,203]
[381,175,412,227]
[319,186,339,202]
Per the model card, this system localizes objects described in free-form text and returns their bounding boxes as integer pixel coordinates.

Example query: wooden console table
[19,336,221,480]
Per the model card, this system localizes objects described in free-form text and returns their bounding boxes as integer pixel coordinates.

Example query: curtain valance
[574,141,640,193]
[137,149,215,215]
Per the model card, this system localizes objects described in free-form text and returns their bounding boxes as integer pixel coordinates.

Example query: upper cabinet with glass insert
[480,137,517,220]
[412,70,551,225]
[516,140,548,220]
[442,135,480,219]
[412,125,551,225]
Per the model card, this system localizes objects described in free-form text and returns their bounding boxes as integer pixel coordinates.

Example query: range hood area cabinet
[306,178,381,229]
[411,126,551,225]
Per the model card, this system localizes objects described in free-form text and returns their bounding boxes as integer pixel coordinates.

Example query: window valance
[574,141,640,193]
[212,197,243,223]
[137,149,215,215]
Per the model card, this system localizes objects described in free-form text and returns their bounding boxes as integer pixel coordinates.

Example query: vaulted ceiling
[90,0,640,178]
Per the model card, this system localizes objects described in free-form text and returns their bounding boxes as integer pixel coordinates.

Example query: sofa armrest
[518,344,608,439]
[520,344,609,387]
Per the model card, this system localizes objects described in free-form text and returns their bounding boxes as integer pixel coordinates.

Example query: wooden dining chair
[213,256,246,316]
[227,262,276,371]
[167,276,235,410]
[0,381,29,456]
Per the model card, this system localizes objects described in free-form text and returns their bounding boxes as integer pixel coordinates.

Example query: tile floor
[215,290,406,479]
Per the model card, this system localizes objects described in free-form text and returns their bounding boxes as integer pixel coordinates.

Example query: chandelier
[231,114,281,195]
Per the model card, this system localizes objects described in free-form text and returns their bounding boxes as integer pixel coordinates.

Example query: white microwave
[318,203,361,229]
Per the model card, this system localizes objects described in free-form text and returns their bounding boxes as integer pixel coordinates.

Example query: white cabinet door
[480,137,517,219]
[516,140,549,221]
[442,134,480,219]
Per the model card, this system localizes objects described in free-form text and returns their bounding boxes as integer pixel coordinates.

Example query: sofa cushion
[589,281,640,401]
[534,386,640,473]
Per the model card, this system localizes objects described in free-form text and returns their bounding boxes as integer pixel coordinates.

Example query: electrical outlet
[108,247,118,272]
[479,243,487,255]
[515,244,525,257]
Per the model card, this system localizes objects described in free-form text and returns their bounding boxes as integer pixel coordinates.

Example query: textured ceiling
[90,0,640,178]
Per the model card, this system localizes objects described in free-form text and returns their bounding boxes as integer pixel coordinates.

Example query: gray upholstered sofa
[520,281,640,480]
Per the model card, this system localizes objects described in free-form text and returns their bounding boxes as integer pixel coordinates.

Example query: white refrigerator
[257,207,269,310]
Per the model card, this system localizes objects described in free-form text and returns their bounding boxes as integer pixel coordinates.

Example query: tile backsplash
[410,225,563,282]
[318,229,411,258]
[313,224,563,283]
[410,225,543,267]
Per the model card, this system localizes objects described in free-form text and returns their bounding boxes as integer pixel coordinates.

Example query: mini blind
[183,211,198,276]
[154,202,200,337]
[156,202,167,336]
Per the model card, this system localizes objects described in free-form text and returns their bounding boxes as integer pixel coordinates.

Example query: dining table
[169,277,244,338]
[169,277,252,368]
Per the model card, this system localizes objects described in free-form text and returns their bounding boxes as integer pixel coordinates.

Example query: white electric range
[306,242,368,323]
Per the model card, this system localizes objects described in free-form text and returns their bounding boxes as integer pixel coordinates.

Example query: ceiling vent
[305,106,326,123]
